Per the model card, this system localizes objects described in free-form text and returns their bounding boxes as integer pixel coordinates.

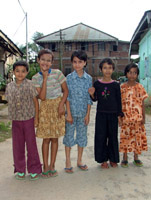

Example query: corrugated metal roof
[36,23,118,43]
[0,30,23,56]
[129,10,151,55]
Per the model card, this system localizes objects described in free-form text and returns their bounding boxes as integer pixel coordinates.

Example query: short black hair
[124,63,139,76]
[13,60,29,72]
[99,58,115,70]
[38,49,54,61]
[71,50,87,67]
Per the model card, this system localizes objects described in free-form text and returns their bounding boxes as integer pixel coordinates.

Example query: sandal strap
[122,160,128,164]
[134,160,142,164]
[30,173,38,178]
[17,172,25,177]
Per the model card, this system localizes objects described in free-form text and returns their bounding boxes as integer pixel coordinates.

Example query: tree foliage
[19,31,44,62]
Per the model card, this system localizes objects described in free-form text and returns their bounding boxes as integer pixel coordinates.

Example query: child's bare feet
[65,160,73,173]
[110,162,118,168]
[77,164,88,171]
[49,169,58,177]
[101,162,109,169]
[64,167,74,173]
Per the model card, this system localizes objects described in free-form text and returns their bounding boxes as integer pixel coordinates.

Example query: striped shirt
[32,69,66,99]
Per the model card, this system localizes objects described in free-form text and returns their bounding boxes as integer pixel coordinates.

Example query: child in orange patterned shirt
[119,63,148,168]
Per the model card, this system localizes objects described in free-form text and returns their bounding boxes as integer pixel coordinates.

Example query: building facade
[0,30,23,79]
[130,10,151,98]
[36,23,130,79]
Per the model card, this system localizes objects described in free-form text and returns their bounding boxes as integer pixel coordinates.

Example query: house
[129,10,151,98]
[35,23,130,79]
[0,30,23,79]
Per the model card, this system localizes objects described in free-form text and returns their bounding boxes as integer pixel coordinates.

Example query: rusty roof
[0,30,23,56]
[36,23,118,43]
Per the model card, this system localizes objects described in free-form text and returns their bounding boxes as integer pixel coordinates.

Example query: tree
[19,31,44,62]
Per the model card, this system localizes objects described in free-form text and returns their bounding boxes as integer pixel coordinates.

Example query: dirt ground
[0,103,151,200]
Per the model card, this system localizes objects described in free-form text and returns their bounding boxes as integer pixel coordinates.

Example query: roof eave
[129,10,151,55]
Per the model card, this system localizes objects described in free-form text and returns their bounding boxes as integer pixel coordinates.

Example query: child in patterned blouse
[5,61,42,180]
[63,50,92,173]
[119,63,148,168]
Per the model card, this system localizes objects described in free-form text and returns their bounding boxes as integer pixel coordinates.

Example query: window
[65,43,72,51]
[113,45,117,51]
[110,44,117,51]
[81,42,89,51]
[98,42,105,51]
[50,43,57,52]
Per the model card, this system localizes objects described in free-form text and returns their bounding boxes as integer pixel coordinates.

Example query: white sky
[0,0,151,46]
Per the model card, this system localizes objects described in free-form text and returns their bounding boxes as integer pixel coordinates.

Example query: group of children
[5,49,148,180]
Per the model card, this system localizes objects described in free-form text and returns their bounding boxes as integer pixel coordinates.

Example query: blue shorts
[63,116,88,147]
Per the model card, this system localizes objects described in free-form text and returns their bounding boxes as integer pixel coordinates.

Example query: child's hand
[141,118,145,124]
[88,87,95,96]
[66,114,73,124]
[58,104,65,117]
[84,114,90,126]
[34,117,39,127]
[118,116,122,127]
[41,70,49,80]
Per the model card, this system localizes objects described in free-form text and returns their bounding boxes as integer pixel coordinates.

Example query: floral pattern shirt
[5,79,37,121]
[93,79,123,116]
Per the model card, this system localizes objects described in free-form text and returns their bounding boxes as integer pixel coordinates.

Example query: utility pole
[18,0,28,62]
[56,29,65,71]
[25,12,28,63]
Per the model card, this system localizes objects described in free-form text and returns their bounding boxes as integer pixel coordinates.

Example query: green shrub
[0,122,11,142]
[0,75,6,90]
[26,63,40,80]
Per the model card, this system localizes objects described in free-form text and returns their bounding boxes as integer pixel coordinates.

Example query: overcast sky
[0,0,151,46]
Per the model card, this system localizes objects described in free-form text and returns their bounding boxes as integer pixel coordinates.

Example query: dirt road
[0,103,151,200]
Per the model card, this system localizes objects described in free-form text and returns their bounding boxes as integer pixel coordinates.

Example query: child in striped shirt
[32,49,68,178]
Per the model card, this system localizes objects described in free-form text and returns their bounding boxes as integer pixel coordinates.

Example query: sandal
[64,167,74,174]
[15,172,25,180]
[30,173,39,181]
[110,162,118,168]
[49,170,58,177]
[121,160,128,168]
[42,171,51,178]
[101,162,109,169]
[77,164,88,171]
[133,160,143,167]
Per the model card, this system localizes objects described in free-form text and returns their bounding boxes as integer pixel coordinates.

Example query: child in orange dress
[119,63,148,167]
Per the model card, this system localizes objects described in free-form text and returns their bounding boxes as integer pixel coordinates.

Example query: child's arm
[142,100,145,124]
[66,100,73,124]
[118,116,122,127]
[88,87,95,99]
[58,81,68,117]
[84,104,91,125]
[33,96,39,127]
[36,71,48,101]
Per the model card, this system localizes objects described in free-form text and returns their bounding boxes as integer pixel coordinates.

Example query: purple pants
[12,118,42,174]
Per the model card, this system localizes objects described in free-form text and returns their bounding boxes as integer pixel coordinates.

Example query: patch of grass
[145,105,151,115]
[0,121,11,142]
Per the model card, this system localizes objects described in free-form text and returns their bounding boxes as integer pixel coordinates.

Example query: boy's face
[38,53,53,72]
[101,63,113,78]
[72,56,86,73]
[13,66,28,84]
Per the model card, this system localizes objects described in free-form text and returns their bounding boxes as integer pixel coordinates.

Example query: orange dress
[119,82,148,154]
